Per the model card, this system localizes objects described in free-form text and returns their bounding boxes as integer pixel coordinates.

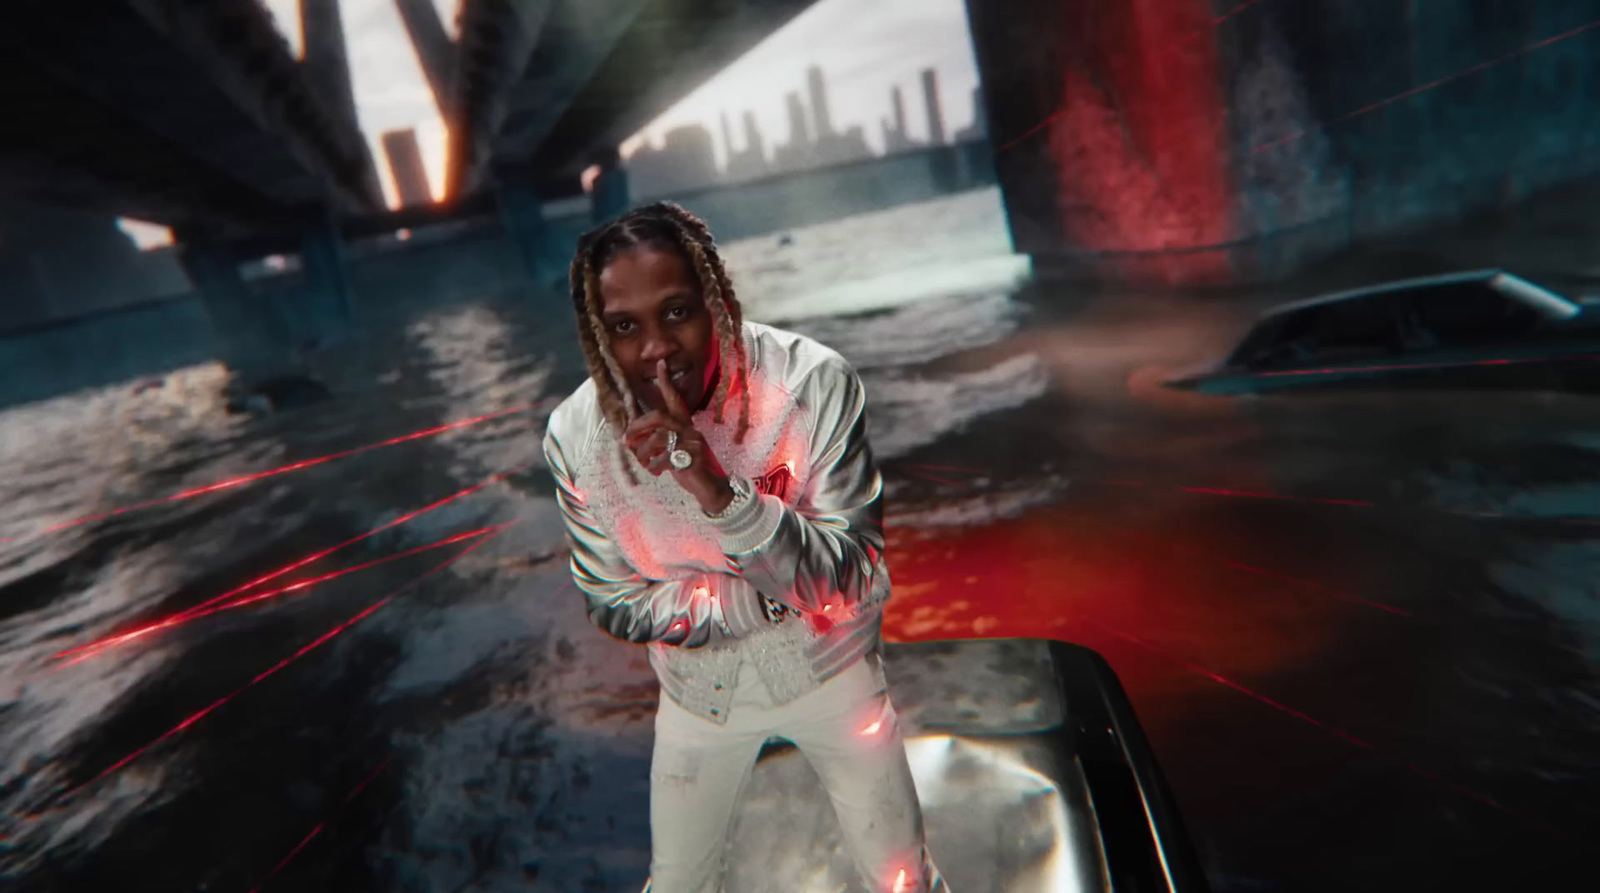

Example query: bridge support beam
[497,179,557,294]
[177,235,294,384]
[178,216,355,391]
[590,148,631,224]
[395,0,458,120]
[963,0,1236,284]
[296,215,356,349]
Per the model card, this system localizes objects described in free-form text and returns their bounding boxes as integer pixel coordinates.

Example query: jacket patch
[755,464,798,624]
[754,464,794,501]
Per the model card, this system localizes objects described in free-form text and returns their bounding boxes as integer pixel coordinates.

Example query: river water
[1,189,1046,891]
[2,186,1597,892]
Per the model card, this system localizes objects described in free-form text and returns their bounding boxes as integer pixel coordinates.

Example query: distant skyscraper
[743,111,767,164]
[807,65,835,141]
[955,85,989,142]
[664,125,717,187]
[785,91,811,149]
[774,91,816,173]
[921,68,947,145]
[726,110,770,182]
[883,85,916,154]
[720,111,736,164]
[625,124,719,197]
[382,128,433,206]
[833,125,873,166]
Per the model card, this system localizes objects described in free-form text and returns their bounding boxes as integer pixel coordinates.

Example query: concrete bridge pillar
[176,234,294,383]
[497,179,556,293]
[297,214,356,347]
[178,214,355,389]
[963,0,1237,284]
[590,147,631,224]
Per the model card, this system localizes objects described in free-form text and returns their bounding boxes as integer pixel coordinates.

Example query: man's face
[597,245,718,413]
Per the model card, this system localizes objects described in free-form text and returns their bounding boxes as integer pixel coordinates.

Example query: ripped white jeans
[643,654,947,893]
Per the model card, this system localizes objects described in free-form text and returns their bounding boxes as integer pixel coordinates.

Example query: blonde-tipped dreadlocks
[569,202,750,484]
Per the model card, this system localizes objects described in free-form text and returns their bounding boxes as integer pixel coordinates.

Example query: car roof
[1260,269,1581,321]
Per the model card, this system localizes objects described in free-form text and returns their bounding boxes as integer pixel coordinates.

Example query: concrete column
[962,0,1235,283]
[177,235,292,382]
[301,0,384,203]
[296,215,356,348]
[394,0,458,120]
[961,0,1069,261]
[300,0,359,131]
[590,148,632,224]
[497,179,556,292]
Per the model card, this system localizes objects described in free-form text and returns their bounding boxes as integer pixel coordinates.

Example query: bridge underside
[452,0,815,199]
[0,0,382,240]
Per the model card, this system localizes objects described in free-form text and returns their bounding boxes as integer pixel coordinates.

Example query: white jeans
[644,654,947,893]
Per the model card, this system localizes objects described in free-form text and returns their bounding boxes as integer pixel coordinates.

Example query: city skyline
[620,0,980,170]
[120,0,979,243]
[276,0,979,208]
[625,61,979,199]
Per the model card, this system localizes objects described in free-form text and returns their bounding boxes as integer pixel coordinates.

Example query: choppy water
[4,184,1598,893]
[0,189,1049,890]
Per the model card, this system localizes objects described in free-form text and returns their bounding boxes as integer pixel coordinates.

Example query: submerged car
[1165,270,1600,395]
[721,638,1210,893]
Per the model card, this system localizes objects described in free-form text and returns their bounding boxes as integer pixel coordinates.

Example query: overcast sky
[327,0,978,197]
[622,0,982,167]
[125,0,981,231]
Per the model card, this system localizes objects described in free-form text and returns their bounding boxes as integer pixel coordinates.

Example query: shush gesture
[624,359,736,515]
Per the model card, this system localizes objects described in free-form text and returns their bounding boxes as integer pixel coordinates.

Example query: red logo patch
[754,464,794,501]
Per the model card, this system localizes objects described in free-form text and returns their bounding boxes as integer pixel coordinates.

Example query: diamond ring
[665,430,692,470]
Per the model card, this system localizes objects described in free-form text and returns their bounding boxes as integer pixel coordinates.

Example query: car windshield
[1396,282,1544,349]
[1237,296,1402,370]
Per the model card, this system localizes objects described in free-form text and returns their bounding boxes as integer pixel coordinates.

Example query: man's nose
[640,333,674,362]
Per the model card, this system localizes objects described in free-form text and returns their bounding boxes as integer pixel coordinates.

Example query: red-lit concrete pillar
[965,0,1237,283]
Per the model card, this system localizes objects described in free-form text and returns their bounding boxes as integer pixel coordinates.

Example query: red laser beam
[1140,533,1414,617]
[161,465,527,624]
[1254,17,1600,154]
[1211,555,1411,617]
[902,469,963,487]
[4,402,549,546]
[900,463,990,475]
[998,8,1600,191]
[51,524,508,665]
[81,528,506,790]
[1094,621,1378,750]
[1086,621,1568,837]
[1213,0,1264,27]
[249,756,392,893]
[997,109,1070,154]
[1181,486,1374,508]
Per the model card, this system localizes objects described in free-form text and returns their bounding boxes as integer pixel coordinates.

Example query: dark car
[722,638,1210,893]
[1165,270,1600,395]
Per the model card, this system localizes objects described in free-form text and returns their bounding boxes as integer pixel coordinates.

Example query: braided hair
[568,202,751,483]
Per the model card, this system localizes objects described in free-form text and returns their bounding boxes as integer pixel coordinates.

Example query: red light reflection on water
[78,528,506,791]
[881,502,1562,836]
[2,404,546,546]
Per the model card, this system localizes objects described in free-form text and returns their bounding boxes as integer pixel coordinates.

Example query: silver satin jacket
[542,322,891,724]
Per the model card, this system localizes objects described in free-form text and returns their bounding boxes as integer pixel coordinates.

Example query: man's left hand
[623,359,736,515]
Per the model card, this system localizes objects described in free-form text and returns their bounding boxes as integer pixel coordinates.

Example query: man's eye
[612,321,635,335]
[666,307,689,321]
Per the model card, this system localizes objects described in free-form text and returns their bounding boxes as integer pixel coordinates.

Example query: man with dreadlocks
[543,202,947,893]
